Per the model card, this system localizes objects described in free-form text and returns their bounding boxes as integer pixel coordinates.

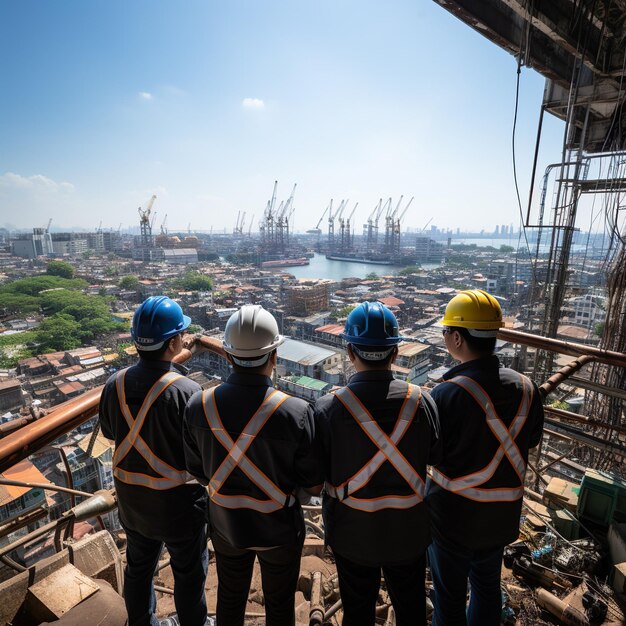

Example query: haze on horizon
[0,1,567,234]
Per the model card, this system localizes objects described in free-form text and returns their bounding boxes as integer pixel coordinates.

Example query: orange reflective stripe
[326,384,426,512]
[430,373,533,503]
[113,369,192,489]
[202,387,296,512]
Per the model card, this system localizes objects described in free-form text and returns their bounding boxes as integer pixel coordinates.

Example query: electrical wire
[511,53,539,287]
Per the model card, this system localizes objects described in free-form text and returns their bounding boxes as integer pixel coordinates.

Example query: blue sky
[0,1,566,233]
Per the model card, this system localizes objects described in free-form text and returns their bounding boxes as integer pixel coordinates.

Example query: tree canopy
[169,271,213,291]
[0,274,123,357]
[119,275,140,289]
[46,260,75,279]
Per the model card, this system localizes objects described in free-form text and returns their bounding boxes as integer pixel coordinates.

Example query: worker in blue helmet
[99,296,210,626]
[314,301,441,626]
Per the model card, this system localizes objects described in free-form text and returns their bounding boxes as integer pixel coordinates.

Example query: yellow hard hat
[441,289,504,332]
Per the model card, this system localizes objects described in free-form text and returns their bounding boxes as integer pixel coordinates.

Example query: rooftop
[278,338,337,366]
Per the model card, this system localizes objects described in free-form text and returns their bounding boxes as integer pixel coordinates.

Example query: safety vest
[429,373,533,502]
[201,387,297,513]
[325,383,426,512]
[113,369,193,490]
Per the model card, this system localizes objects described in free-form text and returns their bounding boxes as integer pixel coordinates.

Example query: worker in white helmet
[183,305,322,626]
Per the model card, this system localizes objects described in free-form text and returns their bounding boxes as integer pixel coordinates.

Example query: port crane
[233,211,246,236]
[307,204,329,235]
[343,202,358,250]
[259,181,278,248]
[364,198,387,252]
[275,184,296,252]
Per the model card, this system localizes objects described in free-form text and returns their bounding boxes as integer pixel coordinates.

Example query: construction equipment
[138,195,157,248]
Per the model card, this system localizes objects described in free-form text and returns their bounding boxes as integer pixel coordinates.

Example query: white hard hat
[223,305,284,363]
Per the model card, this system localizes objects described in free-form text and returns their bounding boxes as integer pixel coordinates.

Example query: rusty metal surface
[539,355,595,398]
[497,328,626,369]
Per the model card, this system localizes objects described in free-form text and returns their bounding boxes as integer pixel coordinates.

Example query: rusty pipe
[497,328,626,369]
[309,571,324,626]
[0,477,94,498]
[0,336,226,474]
[544,405,626,435]
[539,355,595,397]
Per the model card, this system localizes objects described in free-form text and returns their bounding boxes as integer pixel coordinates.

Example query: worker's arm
[182,391,210,486]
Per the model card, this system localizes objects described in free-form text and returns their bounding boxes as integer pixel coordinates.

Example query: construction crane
[138,194,157,248]
[248,216,254,237]
[160,214,168,236]
[44,218,52,233]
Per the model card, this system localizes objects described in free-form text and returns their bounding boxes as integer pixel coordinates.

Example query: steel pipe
[544,405,626,435]
[539,355,595,397]
[497,328,626,369]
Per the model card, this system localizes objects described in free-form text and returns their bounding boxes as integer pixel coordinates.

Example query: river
[286,254,439,281]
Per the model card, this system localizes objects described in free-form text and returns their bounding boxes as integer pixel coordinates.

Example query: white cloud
[242,97,265,110]
[139,91,154,100]
[0,172,75,193]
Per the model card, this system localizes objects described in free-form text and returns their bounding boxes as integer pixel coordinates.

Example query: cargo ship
[260,257,310,268]
[325,254,393,265]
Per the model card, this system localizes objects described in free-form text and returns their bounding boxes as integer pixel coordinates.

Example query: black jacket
[425,356,544,551]
[99,358,207,541]
[315,370,440,566]
[183,372,323,549]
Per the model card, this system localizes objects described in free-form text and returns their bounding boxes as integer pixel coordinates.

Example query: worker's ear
[390,345,399,364]
[346,344,357,364]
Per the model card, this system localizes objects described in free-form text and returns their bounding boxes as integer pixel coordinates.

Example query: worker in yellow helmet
[426,290,544,626]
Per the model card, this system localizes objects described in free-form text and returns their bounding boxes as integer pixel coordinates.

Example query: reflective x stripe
[202,387,295,513]
[113,370,192,489]
[326,384,426,512]
[430,373,533,502]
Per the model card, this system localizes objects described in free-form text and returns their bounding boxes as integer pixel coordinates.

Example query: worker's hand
[182,333,205,355]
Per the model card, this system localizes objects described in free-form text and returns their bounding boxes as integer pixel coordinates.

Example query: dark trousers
[123,524,208,626]
[333,551,427,626]
[428,539,504,626]
[212,534,303,626]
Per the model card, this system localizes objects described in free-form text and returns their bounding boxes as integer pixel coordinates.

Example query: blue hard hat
[341,301,402,347]
[131,296,191,350]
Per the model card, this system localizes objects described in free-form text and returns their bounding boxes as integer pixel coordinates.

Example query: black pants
[334,550,427,626]
[123,524,208,626]
[212,534,303,626]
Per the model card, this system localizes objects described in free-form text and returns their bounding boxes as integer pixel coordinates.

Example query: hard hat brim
[223,335,285,358]
[341,333,403,346]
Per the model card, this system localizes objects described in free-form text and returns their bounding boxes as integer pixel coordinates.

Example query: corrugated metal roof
[293,376,329,390]
[277,338,336,366]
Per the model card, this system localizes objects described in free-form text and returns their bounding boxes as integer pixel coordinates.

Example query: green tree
[171,272,213,291]
[119,275,140,289]
[46,260,75,279]
[35,315,83,352]
[365,272,379,280]
[399,265,421,275]
[594,322,605,337]
[500,245,514,253]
